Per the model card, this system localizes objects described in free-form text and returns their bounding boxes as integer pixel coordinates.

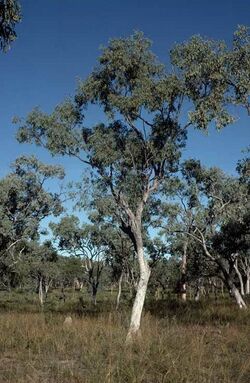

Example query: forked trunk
[219,261,247,309]
[126,246,151,343]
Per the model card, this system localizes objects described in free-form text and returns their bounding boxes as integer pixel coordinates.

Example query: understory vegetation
[0,290,249,383]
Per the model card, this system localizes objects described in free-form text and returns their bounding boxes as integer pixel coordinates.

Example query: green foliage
[171,25,250,128]
[0,0,21,51]
[213,212,250,260]
[14,28,250,313]
[0,156,64,249]
[16,28,249,232]
[0,156,64,287]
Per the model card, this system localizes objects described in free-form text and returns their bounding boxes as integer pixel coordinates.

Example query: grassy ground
[0,290,249,383]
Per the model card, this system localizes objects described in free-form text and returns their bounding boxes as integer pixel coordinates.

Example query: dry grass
[0,293,249,382]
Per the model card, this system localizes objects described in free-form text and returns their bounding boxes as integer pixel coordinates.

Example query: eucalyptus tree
[98,225,136,309]
[27,240,58,306]
[0,0,21,51]
[147,240,180,300]
[55,255,83,290]
[51,216,107,304]
[0,155,64,287]
[83,189,141,308]
[17,27,249,339]
[213,212,250,297]
[167,160,249,308]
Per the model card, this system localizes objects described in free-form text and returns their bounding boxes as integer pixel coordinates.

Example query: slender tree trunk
[221,280,224,297]
[45,284,49,300]
[116,272,123,310]
[201,248,247,309]
[38,277,44,306]
[92,282,98,305]
[126,245,151,343]
[244,263,250,294]
[218,261,247,309]
[230,284,247,308]
[180,241,188,301]
[194,278,201,302]
[234,262,245,296]
[45,279,51,300]
[246,272,250,295]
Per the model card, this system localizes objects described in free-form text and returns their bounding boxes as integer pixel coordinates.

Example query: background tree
[51,216,107,305]
[167,160,249,308]
[0,0,21,51]
[0,155,64,287]
[26,240,58,306]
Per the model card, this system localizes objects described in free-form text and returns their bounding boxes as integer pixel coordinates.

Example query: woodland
[0,1,249,382]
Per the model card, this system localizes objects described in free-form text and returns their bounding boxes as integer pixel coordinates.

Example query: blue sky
[0,0,249,216]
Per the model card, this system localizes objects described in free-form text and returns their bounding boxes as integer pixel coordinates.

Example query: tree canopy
[15,27,250,337]
[0,0,21,51]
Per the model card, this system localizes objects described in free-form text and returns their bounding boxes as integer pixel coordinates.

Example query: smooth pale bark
[38,277,44,306]
[218,261,247,309]
[45,283,49,300]
[45,279,52,300]
[126,246,151,343]
[122,182,157,342]
[231,285,247,309]
[241,258,250,295]
[116,272,123,310]
[234,262,245,296]
[202,244,247,309]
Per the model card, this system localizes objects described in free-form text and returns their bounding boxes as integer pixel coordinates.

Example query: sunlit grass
[0,290,249,382]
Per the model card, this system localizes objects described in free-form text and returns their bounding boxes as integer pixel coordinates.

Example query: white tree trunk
[181,283,187,301]
[222,269,247,309]
[234,262,245,296]
[215,258,247,309]
[231,285,247,309]
[45,279,52,300]
[38,277,44,306]
[126,246,151,343]
[116,272,123,310]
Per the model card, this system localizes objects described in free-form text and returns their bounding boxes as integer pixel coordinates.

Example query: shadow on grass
[146,297,250,326]
[0,289,249,327]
